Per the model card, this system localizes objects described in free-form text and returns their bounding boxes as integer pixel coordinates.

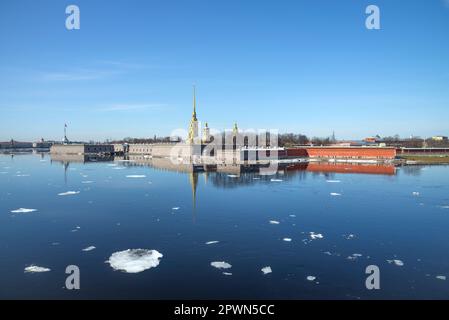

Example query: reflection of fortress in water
[50,153,397,181]
[50,154,397,219]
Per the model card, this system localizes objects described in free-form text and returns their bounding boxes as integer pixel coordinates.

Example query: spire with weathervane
[187,85,199,144]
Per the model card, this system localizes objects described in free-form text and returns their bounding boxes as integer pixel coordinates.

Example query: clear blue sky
[1,0,448,142]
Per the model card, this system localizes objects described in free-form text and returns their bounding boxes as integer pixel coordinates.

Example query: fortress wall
[286,147,396,159]
[50,144,85,154]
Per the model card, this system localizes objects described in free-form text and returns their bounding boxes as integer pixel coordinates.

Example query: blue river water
[1,153,449,299]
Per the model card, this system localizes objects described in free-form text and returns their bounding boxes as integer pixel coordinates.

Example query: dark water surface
[1,153,449,299]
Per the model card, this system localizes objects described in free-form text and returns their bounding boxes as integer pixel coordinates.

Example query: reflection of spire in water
[189,172,198,221]
[64,162,69,185]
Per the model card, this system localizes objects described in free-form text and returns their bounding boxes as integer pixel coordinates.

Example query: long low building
[50,144,114,155]
[0,141,33,149]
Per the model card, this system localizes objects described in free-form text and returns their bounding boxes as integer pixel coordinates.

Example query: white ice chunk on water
[261,266,272,274]
[126,175,146,178]
[10,208,37,214]
[113,167,126,170]
[106,249,163,273]
[347,253,363,260]
[436,275,446,280]
[211,261,232,269]
[205,241,219,245]
[307,276,316,281]
[326,180,341,183]
[412,192,420,196]
[289,214,296,218]
[24,265,51,273]
[107,164,117,167]
[223,272,233,276]
[310,232,324,240]
[82,246,96,252]
[330,192,341,196]
[172,207,180,210]
[283,238,292,242]
[81,181,94,184]
[387,259,404,266]
[270,179,283,182]
[227,175,238,178]
[58,191,80,196]
[269,220,280,225]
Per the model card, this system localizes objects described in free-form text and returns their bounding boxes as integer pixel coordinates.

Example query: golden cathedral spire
[187,85,199,144]
[192,85,197,121]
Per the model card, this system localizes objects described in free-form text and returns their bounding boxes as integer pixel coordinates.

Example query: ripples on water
[1,153,449,299]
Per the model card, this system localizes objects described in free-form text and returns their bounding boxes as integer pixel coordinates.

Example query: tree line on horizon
[108,133,449,148]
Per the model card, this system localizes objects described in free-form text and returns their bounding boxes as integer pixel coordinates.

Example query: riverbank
[397,154,449,165]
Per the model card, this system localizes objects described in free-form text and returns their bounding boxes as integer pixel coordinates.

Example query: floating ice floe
[223,272,233,276]
[227,174,238,178]
[113,167,126,170]
[16,174,30,177]
[344,234,355,240]
[270,179,283,182]
[387,259,404,266]
[24,265,51,273]
[107,164,118,167]
[10,208,37,214]
[58,191,80,196]
[269,220,280,225]
[330,192,342,196]
[205,241,219,245]
[172,207,180,210]
[283,238,292,242]
[412,192,420,196]
[81,181,94,184]
[436,275,446,280]
[106,249,163,273]
[347,253,363,261]
[211,261,232,269]
[439,205,449,209]
[82,246,96,252]
[310,232,324,240]
[326,180,341,183]
[306,276,316,281]
[289,214,296,218]
[126,175,146,178]
[261,266,272,274]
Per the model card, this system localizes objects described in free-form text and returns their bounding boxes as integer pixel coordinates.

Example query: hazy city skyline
[1,0,449,141]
